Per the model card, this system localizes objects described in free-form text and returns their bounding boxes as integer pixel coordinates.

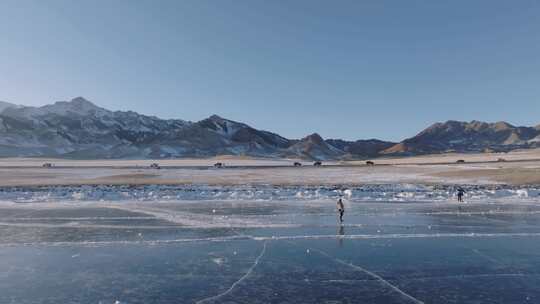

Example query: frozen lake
[1,185,540,303]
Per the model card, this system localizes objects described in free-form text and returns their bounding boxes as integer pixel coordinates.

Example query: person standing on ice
[337,198,345,223]
[457,187,466,202]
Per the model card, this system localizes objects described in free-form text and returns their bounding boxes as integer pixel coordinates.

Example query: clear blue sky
[1,0,539,141]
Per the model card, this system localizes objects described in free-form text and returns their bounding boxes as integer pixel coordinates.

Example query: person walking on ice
[457,187,466,202]
[337,197,345,223]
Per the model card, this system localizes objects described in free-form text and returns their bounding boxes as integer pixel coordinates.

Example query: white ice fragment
[516,189,529,197]
[71,192,85,200]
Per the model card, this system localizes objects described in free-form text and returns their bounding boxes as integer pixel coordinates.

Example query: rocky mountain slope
[382,120,540,155]
[286,133,345,160]
[0,101,18,113]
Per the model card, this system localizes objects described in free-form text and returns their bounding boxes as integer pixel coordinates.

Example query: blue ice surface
[1,190,540,303]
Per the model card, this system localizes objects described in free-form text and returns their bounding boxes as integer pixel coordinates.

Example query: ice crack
[195,241,267,304]
[310,247,424,304]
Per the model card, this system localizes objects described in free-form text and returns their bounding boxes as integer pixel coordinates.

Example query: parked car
[456,159,465,163]
[42,163,53,168]
[150,163,161,169]
[293,162,302,167]
[313,161,322,166]
[366,161,375,166]
[214,162,224,168]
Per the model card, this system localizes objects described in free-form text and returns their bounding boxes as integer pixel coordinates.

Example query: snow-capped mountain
[1,98,539,159]
[0,97,190,158]
[0,97,340,159]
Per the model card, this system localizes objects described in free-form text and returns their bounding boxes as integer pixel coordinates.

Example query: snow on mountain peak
[208,114,224,121]
[31,97,110,116]
[0,97,111,126]
[69,96,98,108]
[46,97,105,116]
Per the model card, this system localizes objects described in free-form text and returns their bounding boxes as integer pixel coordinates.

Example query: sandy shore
[0,156,318,168]
[0,161,539,186]
[346,148,540,165]
[1,149,540,186]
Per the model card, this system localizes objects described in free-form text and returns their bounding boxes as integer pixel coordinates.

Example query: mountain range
[0,97,538,160]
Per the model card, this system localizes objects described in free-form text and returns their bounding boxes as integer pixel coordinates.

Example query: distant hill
[0,97,538,159]
[286,133,345,160]
[382,120,540,155]
[326,139,396,159]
